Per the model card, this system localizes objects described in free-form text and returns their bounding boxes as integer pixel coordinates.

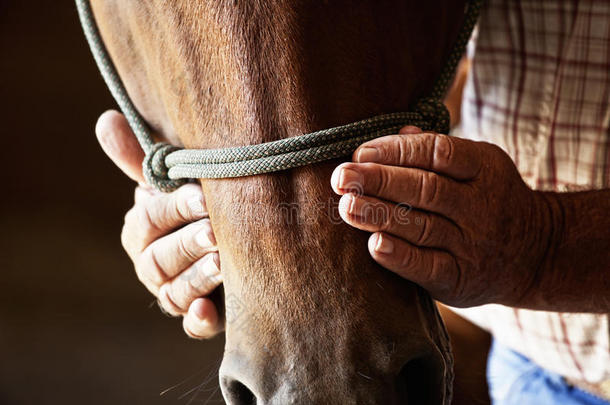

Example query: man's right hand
[96,110,223,339]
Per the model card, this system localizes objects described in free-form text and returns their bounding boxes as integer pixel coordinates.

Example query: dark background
[1,2,225,404]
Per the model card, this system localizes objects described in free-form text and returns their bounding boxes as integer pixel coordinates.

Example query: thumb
[398,125,423,135]
[95,110,146,183]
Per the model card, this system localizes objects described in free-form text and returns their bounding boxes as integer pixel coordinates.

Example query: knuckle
[415,215,433,246]
[139,248,169,286]
[185,277,200,297]
[155,300,170,317]
[433,252,453,281]
[158,300,180,317]
[183,276,202,303]
[141,201,162,234]
[429,252,444,278]
[374,139,391,162]
[375,166,393,197]
[187,272,208,296]
[432,135,453,168]
[160,286,183,315]
[178,231,201,262]
[199,218,213,237]
[451,258,467,302]
[174,188,194,223]
[397,136,414,166]
[198,259,222,292]
[379,204,394,233]
[127,203,159,239]
[419,172,441,207]
[174,268,216,309]
[429,253,456,297]
[398,245,416,269]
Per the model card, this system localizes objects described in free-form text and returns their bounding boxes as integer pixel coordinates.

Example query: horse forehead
[90,0,308,145]
[90,0,466,149]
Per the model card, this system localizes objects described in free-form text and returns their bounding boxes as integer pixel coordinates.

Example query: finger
[399,126,423,135]
[368,232,459,301]
[134,219,217,294]
[183,298,223,339]
[353,132,482,181]
[337,193,462,249]
[165,253,222,312]
[134,185,156,205]
[96,110,146,183]
[121,183,208,256]
[331,162,467,217]
[157,285,183,317]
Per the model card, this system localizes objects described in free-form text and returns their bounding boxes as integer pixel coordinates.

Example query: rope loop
[143,143,187,192]
[413,97,451,134]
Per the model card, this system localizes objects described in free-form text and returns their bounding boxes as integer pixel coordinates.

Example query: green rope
[167,106,446,179]
[76,0,482,192]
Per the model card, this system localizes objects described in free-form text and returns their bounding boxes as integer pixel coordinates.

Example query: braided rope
[76,0,154,152]
[167,102,448,179]
[429,1,482,100]
[76,0,482,191]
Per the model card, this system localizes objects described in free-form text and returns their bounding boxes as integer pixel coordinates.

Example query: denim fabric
[487,340,610,405]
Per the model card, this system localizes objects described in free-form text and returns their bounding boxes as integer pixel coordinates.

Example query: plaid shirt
[451,0,610,384]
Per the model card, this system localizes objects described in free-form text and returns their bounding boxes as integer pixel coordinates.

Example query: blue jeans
[487,340,610,405]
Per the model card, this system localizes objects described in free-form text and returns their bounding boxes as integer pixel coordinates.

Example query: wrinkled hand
[96,110,223,338]
[331,126,551,308]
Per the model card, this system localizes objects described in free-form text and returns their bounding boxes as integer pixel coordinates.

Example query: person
[94,1,610,404]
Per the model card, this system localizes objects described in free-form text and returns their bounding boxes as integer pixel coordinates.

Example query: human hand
[95,110,223,338]
[331,126,552,308]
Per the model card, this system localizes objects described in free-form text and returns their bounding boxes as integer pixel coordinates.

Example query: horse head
[89,1,468,402]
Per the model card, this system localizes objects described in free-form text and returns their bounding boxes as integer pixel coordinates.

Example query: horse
[87,0,480,403]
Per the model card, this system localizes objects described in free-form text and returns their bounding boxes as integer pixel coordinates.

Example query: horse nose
[219,348,449,404]
[219,363,447,405]
[220,375,258,405]
[395,354,448,404]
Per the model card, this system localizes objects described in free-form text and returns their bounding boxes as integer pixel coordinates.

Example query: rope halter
[76,0,482,192]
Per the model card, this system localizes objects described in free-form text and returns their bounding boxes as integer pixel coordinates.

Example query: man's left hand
[331,126,553,308]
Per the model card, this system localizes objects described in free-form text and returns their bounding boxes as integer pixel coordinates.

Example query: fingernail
[191,299,208,322]
[187,196,205,217]
[344,193,356,215]
[338,193,355,218]
[357,147,379,162]
[159,283,168,299]
[201,255,222,283]
[339,168,363,190]
[195,226,216,247]
[375,233,394,254]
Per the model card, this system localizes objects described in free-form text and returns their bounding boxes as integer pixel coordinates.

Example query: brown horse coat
[90,1,468,403]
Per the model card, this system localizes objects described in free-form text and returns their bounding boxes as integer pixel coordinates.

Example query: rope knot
[413,97,451,134]
[143,143,187,192]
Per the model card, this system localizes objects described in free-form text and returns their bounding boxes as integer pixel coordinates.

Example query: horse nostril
[222,377,257,405]
[396,355,444,404]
